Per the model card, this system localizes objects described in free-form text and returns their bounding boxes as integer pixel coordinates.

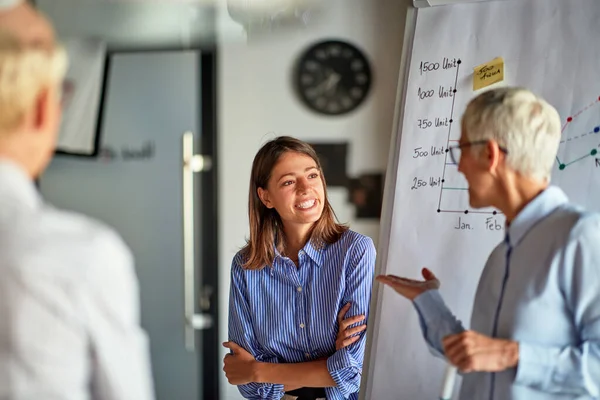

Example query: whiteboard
[362,0,600,399]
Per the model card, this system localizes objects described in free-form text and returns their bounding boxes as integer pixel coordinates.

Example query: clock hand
[314,73,335,95]
[324,73,341,95]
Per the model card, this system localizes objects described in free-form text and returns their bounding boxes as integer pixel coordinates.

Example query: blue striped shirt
[228,230,376,400]
[413,186,600,399]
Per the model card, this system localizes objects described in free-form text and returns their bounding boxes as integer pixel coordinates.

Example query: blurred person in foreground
[0,1,154,399]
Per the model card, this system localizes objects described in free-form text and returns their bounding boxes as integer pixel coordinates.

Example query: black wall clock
[294,40,372,116]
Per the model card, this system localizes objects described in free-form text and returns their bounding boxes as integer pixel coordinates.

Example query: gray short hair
[461,87,561,181]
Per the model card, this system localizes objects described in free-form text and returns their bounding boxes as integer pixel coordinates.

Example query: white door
[40,50,216,400]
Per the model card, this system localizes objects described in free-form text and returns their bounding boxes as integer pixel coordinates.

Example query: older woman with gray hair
[378,87,600,400]
[0,2,154,399]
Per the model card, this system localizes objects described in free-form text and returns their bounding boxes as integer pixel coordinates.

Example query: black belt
[285,387,326,399]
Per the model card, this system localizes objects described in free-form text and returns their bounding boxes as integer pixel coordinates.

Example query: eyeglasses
[447,140,509,165]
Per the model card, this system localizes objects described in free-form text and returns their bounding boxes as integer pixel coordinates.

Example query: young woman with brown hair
[223,136,376,400]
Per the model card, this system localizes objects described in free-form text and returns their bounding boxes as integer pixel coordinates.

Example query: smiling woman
[243,137,346,270]
[224,136,377,400]
[257,152,324,231]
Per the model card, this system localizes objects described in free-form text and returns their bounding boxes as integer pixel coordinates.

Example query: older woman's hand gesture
[376,267,440,301]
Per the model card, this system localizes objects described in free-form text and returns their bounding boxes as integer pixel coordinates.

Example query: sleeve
[228,255,285,400]
[412,290,466,358]
[514,216,600,396]
[325,236,376,399]
[0,0,20,10]
[86,229,155,400]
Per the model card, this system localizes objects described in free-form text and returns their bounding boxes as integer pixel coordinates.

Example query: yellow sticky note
[473,57,504,91]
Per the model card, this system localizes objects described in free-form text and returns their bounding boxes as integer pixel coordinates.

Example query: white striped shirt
[0,160,154,400]
[228,230,376,400]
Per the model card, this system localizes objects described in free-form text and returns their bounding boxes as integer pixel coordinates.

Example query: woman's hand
[376,267,440,301]
[222,341,258,385]
[335,303,367,350]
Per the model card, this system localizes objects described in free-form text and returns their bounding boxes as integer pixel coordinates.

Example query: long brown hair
[241,136,348,270]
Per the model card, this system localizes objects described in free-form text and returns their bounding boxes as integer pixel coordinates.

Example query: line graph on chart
[435,63,600,215]
[434,59,501,215]
[555,97,600,170]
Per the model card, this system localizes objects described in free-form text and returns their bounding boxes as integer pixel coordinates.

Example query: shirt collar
[506,186,568,247]
[302,240,326,267]
[273,239,326,268]
[0,159,42,211]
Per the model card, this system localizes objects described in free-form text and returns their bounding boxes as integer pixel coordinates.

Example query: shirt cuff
[412,289,448,324]
[239,382,285,400]
[327,349,361,398]
[257,383,285,399]
[238,355,285,399]
[514,341,552,388]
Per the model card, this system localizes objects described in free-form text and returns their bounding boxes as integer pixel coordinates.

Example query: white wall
[217,0,408,398]
[36,0,216,49]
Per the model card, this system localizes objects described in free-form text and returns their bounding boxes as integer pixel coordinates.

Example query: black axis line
[438,210,499,215]
[436,59,461,212]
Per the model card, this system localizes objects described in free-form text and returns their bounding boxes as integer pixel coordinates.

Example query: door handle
[182,131,213,352]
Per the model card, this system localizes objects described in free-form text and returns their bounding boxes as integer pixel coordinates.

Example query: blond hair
[462,87,561,181]
[0,30,67,134]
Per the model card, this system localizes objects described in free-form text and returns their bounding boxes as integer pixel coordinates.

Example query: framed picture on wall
[55,38,107,157]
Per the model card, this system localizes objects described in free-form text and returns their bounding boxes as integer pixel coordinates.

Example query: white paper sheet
[56,38,106,156]
[365,0,600,398]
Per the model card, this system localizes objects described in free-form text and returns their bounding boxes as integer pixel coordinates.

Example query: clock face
[294,40,372,116]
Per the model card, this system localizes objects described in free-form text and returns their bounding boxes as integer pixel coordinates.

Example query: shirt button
[305,352,310,359]
[300,323,305,329]
[297,286,302,292]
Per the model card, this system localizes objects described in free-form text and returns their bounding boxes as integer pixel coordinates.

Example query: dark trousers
[284,387,327,400]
